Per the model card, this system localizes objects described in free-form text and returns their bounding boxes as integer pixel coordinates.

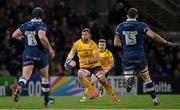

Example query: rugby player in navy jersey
[114,8,177,105]
[12,7,55,107]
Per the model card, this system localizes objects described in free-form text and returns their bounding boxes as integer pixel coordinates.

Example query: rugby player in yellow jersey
[64,28,119,102]
[80,39,115,102]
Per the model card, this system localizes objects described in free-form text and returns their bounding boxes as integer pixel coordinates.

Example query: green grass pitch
[0,95,180,109]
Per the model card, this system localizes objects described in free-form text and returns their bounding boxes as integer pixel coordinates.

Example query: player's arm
[146,28,177,47]
[38,30,55,58]
[12,28,24,40]
[114,32,122,47]
[64,43,76,70]
[65,50,76,61]
[65,42,77,62]
[105,56,114,73]
[64,50,76,70]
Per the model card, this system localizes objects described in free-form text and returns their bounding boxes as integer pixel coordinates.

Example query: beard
[82,38,89,42]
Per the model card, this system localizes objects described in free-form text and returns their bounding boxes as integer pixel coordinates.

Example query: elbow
[94,57,99,62]
[114,43,121,47]
[151,35,156,39]
[93,56,99,63]
[113,42,118,47]
[12,33,16,39]
[39,35,44,41]
[113,43,117,46]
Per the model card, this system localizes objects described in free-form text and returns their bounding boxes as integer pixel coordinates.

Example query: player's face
[98,42,106,52]
[81,31,90,43]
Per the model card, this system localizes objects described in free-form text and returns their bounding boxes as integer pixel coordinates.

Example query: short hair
[32,7,44,18]
[99,39,106,43]
[127,8,138,18]
[82,28,91,33]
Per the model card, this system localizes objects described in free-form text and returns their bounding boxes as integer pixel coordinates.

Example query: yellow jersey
[99,49,113,70]
[71,39,101,68]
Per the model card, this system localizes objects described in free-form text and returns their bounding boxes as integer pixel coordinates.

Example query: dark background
[0,0,179,83]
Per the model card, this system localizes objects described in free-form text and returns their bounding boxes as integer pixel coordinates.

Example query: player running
[114,8,177,105]
[64,28,119,102]
[80,39,114,102]
[12,7,55,107]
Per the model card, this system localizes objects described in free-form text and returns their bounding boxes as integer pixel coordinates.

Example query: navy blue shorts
[83,66,103,75]
[22,48,49,69]
[121,55,147,72]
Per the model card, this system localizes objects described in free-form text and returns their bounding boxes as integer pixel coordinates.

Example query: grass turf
[0,95,180,109]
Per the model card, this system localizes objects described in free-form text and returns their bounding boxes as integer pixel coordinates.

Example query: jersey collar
[81,39,90,44]
[126,18,137,21]
[100,49,106,53]
[31,19,42,22]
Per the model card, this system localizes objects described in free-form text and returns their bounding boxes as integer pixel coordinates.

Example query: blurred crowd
[0,0,179,78]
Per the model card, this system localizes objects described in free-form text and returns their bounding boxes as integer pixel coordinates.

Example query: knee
[99,76,105,82]
[77,69,89,80]
[97,74,107,84]
[77,72,84,79]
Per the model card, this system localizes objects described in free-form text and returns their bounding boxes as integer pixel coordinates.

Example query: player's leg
[39,65,54,107]
[140,66,160,105]
[122,59,136,93]
[13,59,34,102]
[98,71,109,98]
[98,82,104,98]
[80,74,98,102]
[124,70,136,93]
[38,53,54,107]
[95,69,119,102]
[83,74,97,97]
[77,69,98,100]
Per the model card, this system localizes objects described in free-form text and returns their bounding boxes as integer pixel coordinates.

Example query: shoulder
[116,23,124,29]
[19,22,30,31]
[139,22,148,26]
[90,40,97,46]
[115,22,125,32]
[36,22,47,31]
[73,39,81,46]
[20,21,29,27]
[106,49,113,55]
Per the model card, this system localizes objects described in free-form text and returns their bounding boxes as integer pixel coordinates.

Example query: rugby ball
[66,60,76,68]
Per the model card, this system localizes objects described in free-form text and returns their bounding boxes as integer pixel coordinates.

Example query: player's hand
[167,41,177,47]
[104,70,108,74]
[64,62,69,70]
[82,60,89,65]
[49,48,55,59]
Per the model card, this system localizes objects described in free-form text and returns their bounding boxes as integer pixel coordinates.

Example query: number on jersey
[123,31,137,46]
[25,31,37,46]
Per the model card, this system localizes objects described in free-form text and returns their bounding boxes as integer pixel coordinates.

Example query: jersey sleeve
[19,24,25,33]
[37,25,47,32]
[71,41,77,54]
[92,43,99,54]
[141,22,149,33]
[115,24,121,35]
[108,51,113,62]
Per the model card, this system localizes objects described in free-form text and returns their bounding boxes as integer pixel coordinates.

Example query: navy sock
[41,83,50,103]
[145,81,156,99]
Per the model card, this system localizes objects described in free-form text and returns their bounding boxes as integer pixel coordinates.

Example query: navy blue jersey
[19,20,49,68]
[116,19,149,56]
[19,20,47,52]
[115,19,149,71]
